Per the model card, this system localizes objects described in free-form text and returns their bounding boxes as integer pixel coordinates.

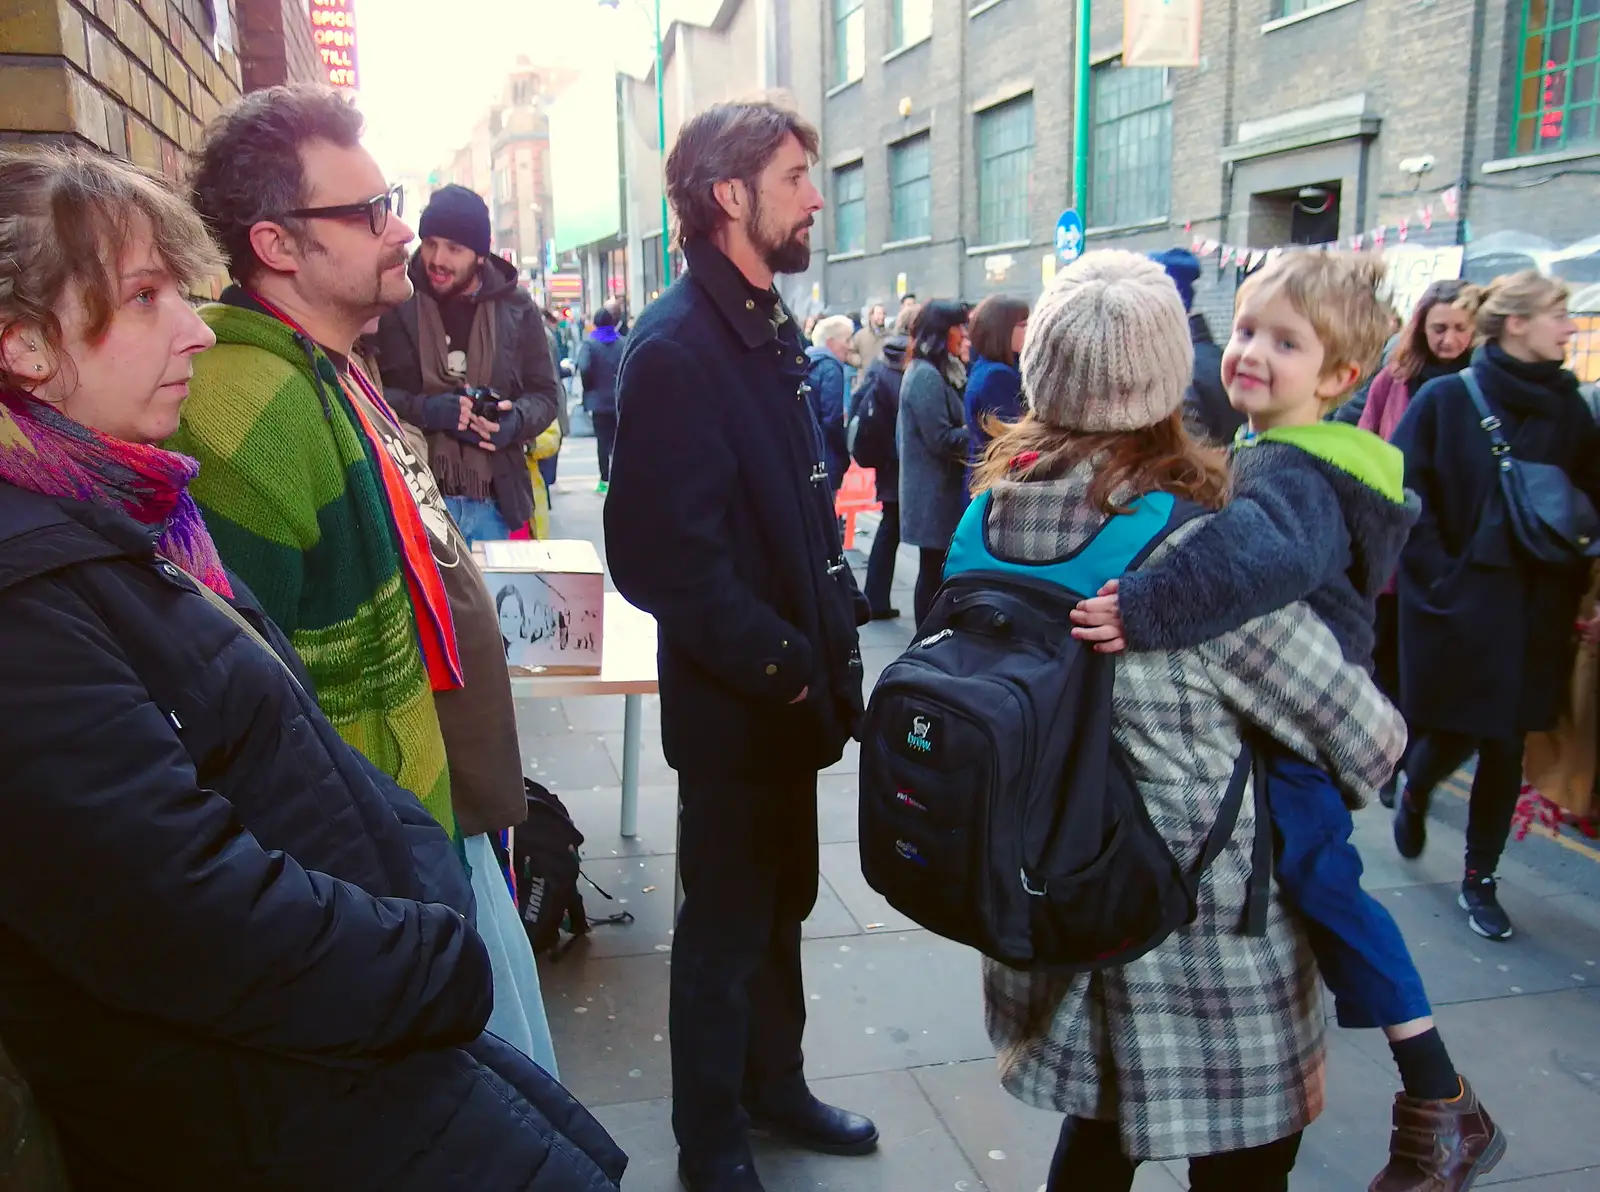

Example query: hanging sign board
[1123,0,1201,68]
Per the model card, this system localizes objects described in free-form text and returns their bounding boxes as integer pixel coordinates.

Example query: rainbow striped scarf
[0,388,233,598]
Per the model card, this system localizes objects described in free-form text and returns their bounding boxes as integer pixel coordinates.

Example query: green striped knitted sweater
[168,299,455,836]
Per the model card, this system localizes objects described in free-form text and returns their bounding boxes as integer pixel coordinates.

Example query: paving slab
[817,841,919,934]
[593,1070,986,1192]
[522,730,620,792]
[913,1057,1186,1191]
[1357,881,1598,1005]
[542,949,674,1105]
[798,931,995,1082]
[599,728,676,787]
[564,782,681,860]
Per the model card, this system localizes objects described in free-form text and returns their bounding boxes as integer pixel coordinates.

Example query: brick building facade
[0,0,319,178]
[810,0,1600,324]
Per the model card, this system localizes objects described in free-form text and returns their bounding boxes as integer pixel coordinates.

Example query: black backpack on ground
[858,490,1269,972]
[847,365,898,472]
[500,780,633,960]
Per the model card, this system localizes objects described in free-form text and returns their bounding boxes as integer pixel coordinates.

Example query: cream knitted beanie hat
[1020,249,1195,432]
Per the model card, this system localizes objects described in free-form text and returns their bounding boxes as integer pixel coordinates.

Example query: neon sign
[309,0,359,91]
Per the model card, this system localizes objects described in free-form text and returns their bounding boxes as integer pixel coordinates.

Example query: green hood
[1236,422,1406,505]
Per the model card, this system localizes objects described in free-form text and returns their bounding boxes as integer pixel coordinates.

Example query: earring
[25,340,37,350]
[34,364,43,373]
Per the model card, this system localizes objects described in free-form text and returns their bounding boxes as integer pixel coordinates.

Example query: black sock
[1390,1028,1459,1101]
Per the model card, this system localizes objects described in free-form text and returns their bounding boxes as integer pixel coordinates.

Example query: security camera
[1399,155,1436,176]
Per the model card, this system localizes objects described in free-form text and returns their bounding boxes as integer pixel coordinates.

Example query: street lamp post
[601,0,672,296]
[1073,0,1091,211]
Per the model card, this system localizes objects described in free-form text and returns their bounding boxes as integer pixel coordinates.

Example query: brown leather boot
[1369,1077,1506,1191]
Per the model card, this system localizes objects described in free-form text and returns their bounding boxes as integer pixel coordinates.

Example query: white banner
[1123,0,1202,68]
[1381,246,1465,322]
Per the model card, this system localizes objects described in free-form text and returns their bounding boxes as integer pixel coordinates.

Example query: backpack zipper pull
[918,629,953,648]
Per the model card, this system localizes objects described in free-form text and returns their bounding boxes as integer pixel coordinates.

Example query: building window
[976,95,1034,246]
[1275,0,1334,17]
[1089,60,1173,228]
[893,0,933,47]
[1512,0,1600,155]
[834,0,865,85]
[889,134,932,241]
[833,162,866,254]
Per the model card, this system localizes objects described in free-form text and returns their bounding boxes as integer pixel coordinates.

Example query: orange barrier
[835,464,882,550]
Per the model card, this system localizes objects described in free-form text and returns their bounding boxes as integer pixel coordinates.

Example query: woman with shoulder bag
[1391,271,1600,941]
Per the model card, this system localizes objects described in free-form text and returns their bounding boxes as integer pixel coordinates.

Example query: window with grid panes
[1512,0,1600,155]
[834,0,865,85]
[1089,61,1172,228]
[833,162,866,254]
[977,96,1034,246]
[889,134,932,241]
[1276,0,1334,17]
[894,0,933,47]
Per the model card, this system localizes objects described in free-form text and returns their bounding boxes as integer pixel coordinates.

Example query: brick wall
[236,0,319,93]
[808,0,1598,316]
[0,0,251,177]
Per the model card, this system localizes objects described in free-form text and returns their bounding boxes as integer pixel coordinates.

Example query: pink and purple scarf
[0,388,234,598]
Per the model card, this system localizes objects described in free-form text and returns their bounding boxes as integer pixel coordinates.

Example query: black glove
[482,404,526,448]
[418,392,466,432]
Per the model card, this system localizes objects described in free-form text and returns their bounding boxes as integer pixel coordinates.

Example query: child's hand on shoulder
[1071,580,1127,654]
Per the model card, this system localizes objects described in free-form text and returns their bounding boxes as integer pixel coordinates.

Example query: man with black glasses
[174,84,566,1092]
[373,184,560,544]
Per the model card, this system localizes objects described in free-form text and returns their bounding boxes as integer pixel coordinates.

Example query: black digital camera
[461,386,502,420]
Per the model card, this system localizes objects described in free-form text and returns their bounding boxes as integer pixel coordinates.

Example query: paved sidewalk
[522,440,1600,1190]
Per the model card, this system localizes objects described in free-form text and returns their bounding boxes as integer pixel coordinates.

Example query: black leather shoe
[749,1096,879,1155]
[678,1157,766,1192]
[869,606,901,621]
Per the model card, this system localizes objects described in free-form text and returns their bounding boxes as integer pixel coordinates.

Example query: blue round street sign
[1055,209,1085,265]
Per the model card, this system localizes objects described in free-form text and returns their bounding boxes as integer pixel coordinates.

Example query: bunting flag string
[1186,193,1456,276]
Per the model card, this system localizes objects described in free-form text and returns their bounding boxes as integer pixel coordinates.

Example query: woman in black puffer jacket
[1391,270,1600,943]
[0,144,624,1192]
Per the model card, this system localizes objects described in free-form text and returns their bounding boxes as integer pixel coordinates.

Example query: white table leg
[620,693,641,838]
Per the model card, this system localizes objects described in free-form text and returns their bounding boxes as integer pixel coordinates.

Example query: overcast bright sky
[355,0,717,179]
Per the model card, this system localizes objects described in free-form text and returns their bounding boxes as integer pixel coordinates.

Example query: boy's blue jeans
[1267,749,1431,1029]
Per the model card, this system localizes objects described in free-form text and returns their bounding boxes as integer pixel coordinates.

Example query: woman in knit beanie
[975,252,1404,1190]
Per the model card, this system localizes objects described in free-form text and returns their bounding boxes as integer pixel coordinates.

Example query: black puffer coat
[1393,344,1600,738]
[0,482,625,1191]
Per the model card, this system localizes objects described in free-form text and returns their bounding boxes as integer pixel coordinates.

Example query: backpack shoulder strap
[945,489,1184,596]
[1184,734,1271,937]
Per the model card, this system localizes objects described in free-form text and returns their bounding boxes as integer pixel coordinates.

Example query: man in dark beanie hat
[374,183,560,544]
[1149,246,1240,446]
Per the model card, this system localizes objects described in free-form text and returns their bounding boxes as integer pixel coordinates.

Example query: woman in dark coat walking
[0,145,623,1192]
[897,299,971,626]
[1359,279,1482,807]
[963,294,1030,492]
[1392,271,1600,941]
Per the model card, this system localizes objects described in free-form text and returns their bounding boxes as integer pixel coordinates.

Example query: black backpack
[847,366,897,472]
[858,491,1269,972]
[502,780,632,959]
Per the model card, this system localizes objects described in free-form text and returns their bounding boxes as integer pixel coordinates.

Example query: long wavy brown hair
[972,408,1230,514]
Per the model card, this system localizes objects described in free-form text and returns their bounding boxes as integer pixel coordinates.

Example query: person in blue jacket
[805,314,854,492]
[963,294,1030,489]
[0,142,624,1192]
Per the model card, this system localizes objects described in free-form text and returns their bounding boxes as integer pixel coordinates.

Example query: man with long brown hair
[603,100,873,1192]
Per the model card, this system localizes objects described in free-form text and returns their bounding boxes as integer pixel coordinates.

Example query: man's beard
[751,202,812,275]
[427,264,476,299]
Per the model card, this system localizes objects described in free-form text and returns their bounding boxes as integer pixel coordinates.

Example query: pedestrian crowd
[0,80,1592,1192]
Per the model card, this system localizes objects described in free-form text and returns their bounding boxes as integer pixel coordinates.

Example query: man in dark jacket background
[604,100,873,1192]
[579,306,625,492]
[374,184,560,543]
[1150,247,1241,445]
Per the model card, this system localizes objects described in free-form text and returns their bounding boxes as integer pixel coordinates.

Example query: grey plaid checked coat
[981,468,1407,1162]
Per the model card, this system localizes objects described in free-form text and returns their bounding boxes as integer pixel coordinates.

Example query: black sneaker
[1379,775,1398,809]
[1394,793,1428,859]
[1459,874,1513,940]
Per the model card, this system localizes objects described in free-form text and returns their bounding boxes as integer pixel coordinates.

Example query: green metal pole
[1073,0,1091,211]
[655,0,671,290]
